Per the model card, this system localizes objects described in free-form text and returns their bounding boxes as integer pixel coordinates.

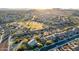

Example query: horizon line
[0,8,79,10]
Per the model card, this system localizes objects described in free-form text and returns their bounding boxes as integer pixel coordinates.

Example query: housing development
[0,8,79,51]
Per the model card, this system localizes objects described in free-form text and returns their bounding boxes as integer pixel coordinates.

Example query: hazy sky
[0,0,79,9]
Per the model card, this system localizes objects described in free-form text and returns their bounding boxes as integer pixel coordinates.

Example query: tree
[17,44,27,51]
[45,39,53,45]
[37,43,43,48]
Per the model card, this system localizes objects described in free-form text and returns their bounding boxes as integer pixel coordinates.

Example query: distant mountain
[0,8,79,24]
[0,8,79,16]
[27,8,79,16]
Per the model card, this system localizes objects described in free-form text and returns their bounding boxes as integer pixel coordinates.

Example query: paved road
[12,40,24,51]
[74,46,79,51]
[40,34,79,51]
